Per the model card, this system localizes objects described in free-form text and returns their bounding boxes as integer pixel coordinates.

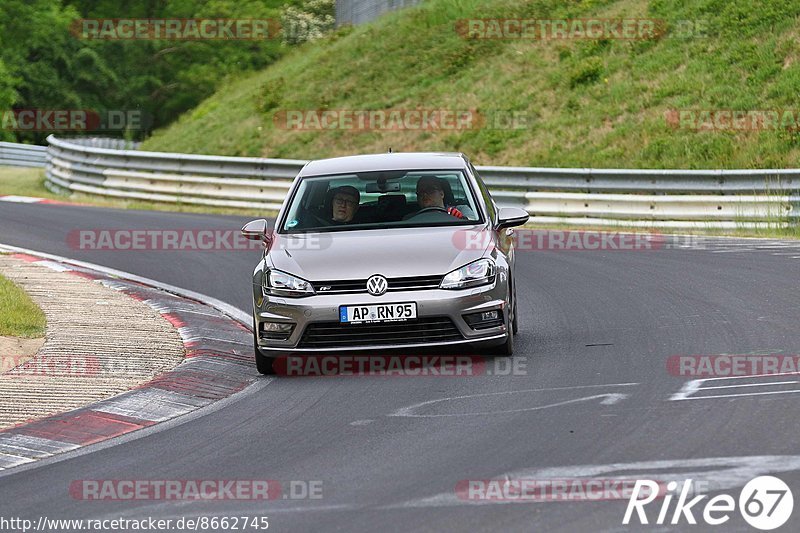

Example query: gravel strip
[0,255,185,428]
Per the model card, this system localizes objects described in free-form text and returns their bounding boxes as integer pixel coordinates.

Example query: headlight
[263,269,315,297]
[440,259,496,290]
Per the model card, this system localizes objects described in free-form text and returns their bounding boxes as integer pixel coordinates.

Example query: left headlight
[440,258,496,290]
[263,269,315,297]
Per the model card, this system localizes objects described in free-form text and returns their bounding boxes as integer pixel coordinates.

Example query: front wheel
[253,329,276,375]
[487,307,514,356]
[488,331,513,356]
[512,295,519,335]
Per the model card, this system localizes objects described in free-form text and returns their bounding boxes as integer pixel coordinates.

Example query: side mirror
[241,219,272,244]
[496,206,530,230]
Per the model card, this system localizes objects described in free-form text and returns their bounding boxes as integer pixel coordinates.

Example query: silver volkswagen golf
[241,153,529,374]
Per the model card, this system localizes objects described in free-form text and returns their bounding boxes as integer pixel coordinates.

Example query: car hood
[267,225,491,281]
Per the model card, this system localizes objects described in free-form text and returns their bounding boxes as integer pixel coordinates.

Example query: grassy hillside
[142,0,800,169]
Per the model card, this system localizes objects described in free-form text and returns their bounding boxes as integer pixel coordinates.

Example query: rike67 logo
[624,476,793,530]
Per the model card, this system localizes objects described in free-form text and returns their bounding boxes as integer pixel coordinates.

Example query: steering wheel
[406,206,451,219]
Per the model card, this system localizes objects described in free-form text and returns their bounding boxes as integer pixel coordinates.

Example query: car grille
[312,275,442,295]
[297,317,463,348]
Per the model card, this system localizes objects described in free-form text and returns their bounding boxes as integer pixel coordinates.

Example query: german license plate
[339,303,417,324]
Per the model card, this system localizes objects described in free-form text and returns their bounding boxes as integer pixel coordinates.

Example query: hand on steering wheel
[446,206,464,219]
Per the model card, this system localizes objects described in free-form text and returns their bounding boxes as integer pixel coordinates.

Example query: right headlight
[263,269,315,297]
[440,258,496,290]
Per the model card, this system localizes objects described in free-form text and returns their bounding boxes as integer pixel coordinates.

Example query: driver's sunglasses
[333,196,358,208]
[417,187,442,196]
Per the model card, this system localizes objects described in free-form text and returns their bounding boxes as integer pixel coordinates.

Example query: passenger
[414,176,475,219]
[330,185,360,223]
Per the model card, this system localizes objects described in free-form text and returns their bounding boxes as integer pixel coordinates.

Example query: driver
[330,185,360,223]
[415,176,475,219]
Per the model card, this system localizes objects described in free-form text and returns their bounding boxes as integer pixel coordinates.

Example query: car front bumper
[253,279,509,353]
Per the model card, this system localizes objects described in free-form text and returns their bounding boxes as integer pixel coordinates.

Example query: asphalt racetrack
[2,201,800,532]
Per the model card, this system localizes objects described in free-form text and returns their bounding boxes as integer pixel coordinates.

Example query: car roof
[298,152,470,177]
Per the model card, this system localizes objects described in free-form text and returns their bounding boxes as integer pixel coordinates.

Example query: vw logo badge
[366,275,388,296]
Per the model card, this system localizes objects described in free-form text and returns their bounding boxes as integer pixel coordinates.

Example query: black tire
[511,290,519,336]
[488,309,514,356]
[253,329,276,375]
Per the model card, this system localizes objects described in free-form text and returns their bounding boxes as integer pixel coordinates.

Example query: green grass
[0,167,52,198]
[140,0,800,169]
[0,270,45,338]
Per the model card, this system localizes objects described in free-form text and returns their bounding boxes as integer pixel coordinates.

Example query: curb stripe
[14,411,153,446]
[68,270,100,280]
[161,313,188,329]
[0,453,36,469]
[146,370,250,400]
[10,253,41,263]
[0,434,79,458]
[92,389,213,423]
[0,195,72,205]
[0,243,259,471]
[0,196,47,203]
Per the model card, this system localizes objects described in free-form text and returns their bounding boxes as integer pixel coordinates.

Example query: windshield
[279,169,482,232]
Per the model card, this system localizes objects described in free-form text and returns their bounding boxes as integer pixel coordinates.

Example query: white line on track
[389,383,637,418]
[673,389,800,401]
[699,381,798,390]
[669,371,800,401]
[387,455,800,509]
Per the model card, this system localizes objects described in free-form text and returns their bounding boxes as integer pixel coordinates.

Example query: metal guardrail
[336,0,422,26]
[0,141,47,168]
[43,135,799,228]
[61,137,141,150]
[45,135,306,211]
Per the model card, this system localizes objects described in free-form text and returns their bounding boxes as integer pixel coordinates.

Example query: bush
[281,0,336,45]
[569,57,604,88]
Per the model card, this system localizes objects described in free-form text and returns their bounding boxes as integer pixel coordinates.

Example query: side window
[444,174,466,202]
[471,164,496,222]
